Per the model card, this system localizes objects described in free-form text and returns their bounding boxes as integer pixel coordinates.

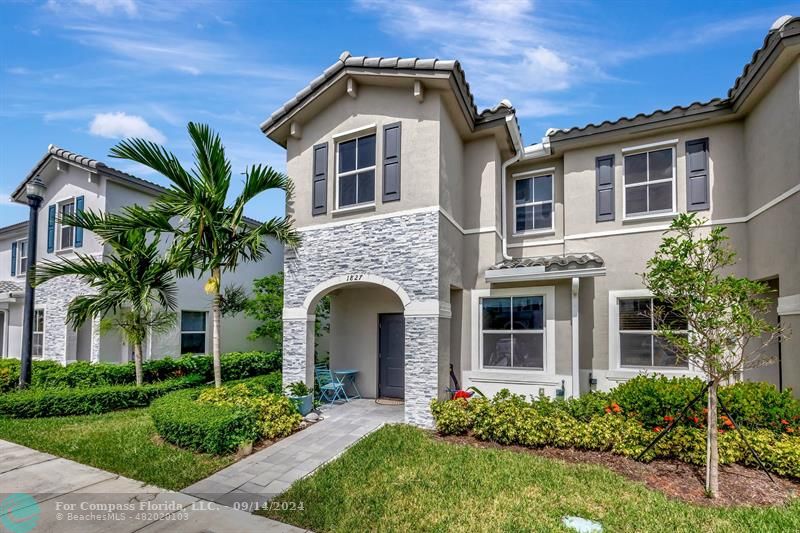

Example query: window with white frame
[59,200,75,249]
[337,134,376,208]
[180,311,206,354]
[481,295,545,369]
[515,174,553,233]
[16,239,27,275]
[618,297,688,368]
[32,308,44,358]
[623,148,674,216]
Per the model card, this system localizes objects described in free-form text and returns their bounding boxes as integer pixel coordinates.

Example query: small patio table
[333,369,361,400]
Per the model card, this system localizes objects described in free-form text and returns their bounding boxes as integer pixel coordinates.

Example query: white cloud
[89,112,166,143]
[76,0,138,16]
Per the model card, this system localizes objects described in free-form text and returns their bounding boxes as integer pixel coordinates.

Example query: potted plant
[286,381,314,416]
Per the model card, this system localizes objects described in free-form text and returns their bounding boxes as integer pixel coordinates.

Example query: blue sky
[1,0,798,227]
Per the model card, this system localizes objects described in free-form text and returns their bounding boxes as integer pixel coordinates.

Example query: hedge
[431,389,800,479]
[150,388,261,455]
[0,351,281,392]
[0,375,204,418]
[150,373,301,455]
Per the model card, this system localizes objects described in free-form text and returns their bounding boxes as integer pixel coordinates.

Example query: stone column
[282,308,314,388]
[90,316,101,363]
[404,314,439,428]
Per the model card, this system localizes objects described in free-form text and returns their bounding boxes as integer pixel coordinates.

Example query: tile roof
[546,15,799,141]
[490,253,604,272]
[260,51,517,136]
[0,281,23,293]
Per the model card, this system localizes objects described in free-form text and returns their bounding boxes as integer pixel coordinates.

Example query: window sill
[465,369,560,386]
[622,211,677,223]
[55,247,75,255]
[331,203,376,216]
[512,229,555,238]
[607,368,701,382]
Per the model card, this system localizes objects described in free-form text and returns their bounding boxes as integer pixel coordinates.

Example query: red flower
[781,419,789,425]
[663,415,674,423]
[703,408,709,414]
[611,403,622,413]
[692,416,700,424]
[787,427,795,433]
[723,418,734,428]
[653,426,663,433]
[604,407,612,414]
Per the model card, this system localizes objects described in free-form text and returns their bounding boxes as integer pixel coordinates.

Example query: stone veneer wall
[283,209,441,427]
[36,276,100,363]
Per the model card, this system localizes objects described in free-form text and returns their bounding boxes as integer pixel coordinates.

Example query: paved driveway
[0,439,305,533]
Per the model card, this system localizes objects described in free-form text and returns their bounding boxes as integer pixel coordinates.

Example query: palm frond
[109,138,194,193]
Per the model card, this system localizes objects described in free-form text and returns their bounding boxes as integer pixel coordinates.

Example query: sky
[1,0,798,227]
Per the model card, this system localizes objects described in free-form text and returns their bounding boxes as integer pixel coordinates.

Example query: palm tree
[108,122,299,387]
[34,212,180,385]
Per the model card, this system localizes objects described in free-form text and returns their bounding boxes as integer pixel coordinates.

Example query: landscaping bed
[265,424,800,532]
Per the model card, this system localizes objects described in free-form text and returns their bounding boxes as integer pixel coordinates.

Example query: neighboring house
[0,146,281,364]
[263,15,800,427]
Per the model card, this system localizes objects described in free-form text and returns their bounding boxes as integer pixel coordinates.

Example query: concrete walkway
[0,439,305,532]
[183,399,403,508]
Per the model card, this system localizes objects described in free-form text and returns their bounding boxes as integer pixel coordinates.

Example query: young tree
[33,212,179,386]
[642,213,782,498]
[108,123,299,387]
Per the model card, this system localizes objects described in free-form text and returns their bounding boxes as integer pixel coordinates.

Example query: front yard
[264,425,800,533]
[0,408,236,490]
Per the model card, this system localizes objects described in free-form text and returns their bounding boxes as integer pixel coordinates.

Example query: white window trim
[471,286,556,376]
[512,173,554,236]
[608,289,702,379]
[622,146,677,220]
[56,197,76,252]
[32,307,44,359]
[180,310,208,354]
[14,238,27,277]
[334,133,377,211]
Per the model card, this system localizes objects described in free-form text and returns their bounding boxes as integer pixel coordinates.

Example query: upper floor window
[515,174,553,233]
[618,297,688,368]
[336,134,375,209]
[59,200,75,250]
[481,295,545,370]
[623,148,674,217]
[33,308,44,358]
[16,239,27,275]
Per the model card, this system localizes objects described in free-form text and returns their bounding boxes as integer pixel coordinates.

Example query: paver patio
[0,438,304,532]
[182,399,404,507]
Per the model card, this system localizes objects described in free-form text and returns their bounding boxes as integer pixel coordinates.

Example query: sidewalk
[182,399,403,508]
[0,439,305,533]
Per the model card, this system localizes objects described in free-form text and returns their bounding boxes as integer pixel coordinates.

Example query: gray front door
[378,313,404,399]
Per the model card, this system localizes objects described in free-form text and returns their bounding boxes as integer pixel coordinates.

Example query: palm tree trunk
[212,267,222,388]
[133,341,144,387]
[705,379,719,498]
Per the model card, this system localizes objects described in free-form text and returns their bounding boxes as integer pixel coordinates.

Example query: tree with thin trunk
[642,213,782,498]
[33,212,179,385]
[108,122,299,387]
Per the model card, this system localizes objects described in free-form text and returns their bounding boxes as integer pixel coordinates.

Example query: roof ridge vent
[770,15,793,31]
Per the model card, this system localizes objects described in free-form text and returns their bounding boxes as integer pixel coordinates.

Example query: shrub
[0,351,281,392]
[0,375,203,418]
[609,375,706,429]
[430,398,475,435]
[150,388,260,455]
[198,382,301,439]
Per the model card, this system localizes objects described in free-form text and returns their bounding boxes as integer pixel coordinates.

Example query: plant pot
[289,393,314,416]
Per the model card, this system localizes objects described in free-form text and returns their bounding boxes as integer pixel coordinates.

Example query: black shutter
[74,195,85,248]
[686,138,709,211]
[10,241,16,276]
[47,205,56,253]
[312,142,328,215]
[382,122,401,202]
[596,155,615,221]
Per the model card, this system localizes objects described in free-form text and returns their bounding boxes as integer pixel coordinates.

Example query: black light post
[19,177,45,389]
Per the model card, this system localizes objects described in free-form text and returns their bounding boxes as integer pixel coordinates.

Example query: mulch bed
[433,432,799,507]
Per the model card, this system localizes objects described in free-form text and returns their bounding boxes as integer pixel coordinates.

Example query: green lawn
[0,408,235,490]
[265,425,800,533]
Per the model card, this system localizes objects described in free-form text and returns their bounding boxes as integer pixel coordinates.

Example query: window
[32,309,44,358]
[59,200,75,249]
[618,297,688,368]
[515,174,553,233]
[481,296,545,370]
[336,134,375,208]
[16,240,27,275]
[180,311,206,354]
[623,148,674,216]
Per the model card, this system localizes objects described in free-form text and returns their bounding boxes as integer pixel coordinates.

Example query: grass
[265,425,800,533]
[0,408,235,490]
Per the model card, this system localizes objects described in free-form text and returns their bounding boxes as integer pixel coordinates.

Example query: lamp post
[19,177,45,389]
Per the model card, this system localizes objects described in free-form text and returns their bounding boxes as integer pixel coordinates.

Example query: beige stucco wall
[285,85,444,229]
[328,285,404,398]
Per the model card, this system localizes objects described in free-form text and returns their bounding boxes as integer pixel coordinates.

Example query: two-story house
[264,15,800,426]
[0,145,281,364]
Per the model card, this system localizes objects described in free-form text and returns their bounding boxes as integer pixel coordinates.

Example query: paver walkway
[183,399,403,507]
[0,439,304,532]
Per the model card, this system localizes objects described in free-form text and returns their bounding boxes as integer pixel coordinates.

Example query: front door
[378,313,405,399]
